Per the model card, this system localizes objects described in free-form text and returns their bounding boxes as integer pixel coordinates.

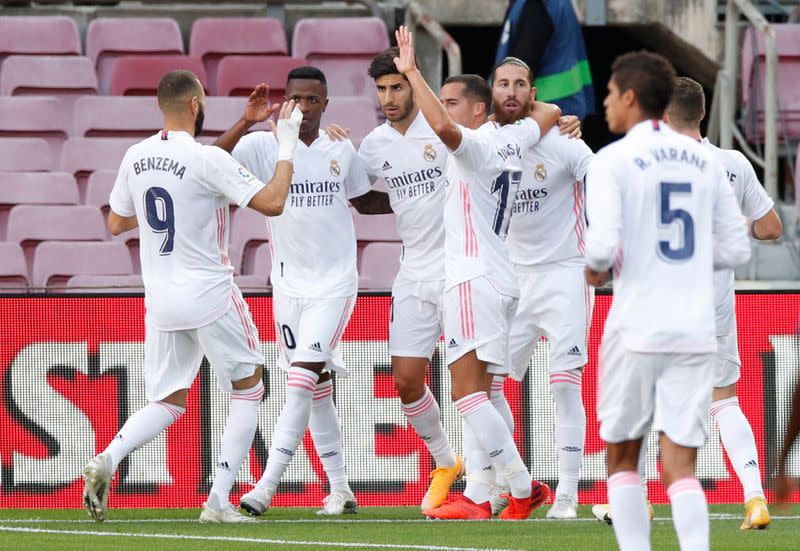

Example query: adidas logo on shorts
[744,459,759,469]
[567,346,581,356]
[447,338,458,349]
[309,342,322,352]
[382,160,392,170]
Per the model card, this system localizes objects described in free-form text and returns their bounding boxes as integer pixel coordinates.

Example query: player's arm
[750,209,782,240]
[739,157,782,240]
[529,100,561,139]
[350,190,393,214]
[394,26,462,151]
[583,155,621,286]
[107,151,139,236]
[108,212,138,236]
[711,167,751,270]
[213,84,280,153]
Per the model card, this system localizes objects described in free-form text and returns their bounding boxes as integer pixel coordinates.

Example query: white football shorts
[507,264,593,381]
[144,290,263,402]
[273,292,356,376]
[389,275,445,358]
[713,329,741,388]
[443,276,518,374]
[598,329,713,448]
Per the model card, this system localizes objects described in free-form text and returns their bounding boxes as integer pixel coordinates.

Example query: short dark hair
[443,74,491,110]
[491,56,534,86]
[157,70,203,111]
[610,51,676,119]
[368,47,406,80]
[287,66,327,86]
[666,76,705,128]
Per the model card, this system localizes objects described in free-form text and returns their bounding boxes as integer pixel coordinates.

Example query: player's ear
[530,86,537,101]
[323,97,329,113]
[622,88,636,108]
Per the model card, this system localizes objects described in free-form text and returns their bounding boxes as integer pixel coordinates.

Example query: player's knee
[549,370,585,418]
[231,365,264,391]
[394,374,425,404]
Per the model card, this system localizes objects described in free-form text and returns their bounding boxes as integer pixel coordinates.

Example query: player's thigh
[292,295,356,374]
[713,331,741,389]
[144,323,204,402]
[273,292,303,369]
[389,277,442,359]
[597,331,656,444]
[507,271,545,381]
[197,302,264,392]
[653,354,714,448]
[443,277,516,376]
[541,267,593,373]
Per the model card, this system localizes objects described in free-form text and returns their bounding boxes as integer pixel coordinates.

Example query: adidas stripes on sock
[402,386,456,468]
[309,379,352,493]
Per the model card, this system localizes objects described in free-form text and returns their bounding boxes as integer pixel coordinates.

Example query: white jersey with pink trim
[506,127,594,267]
[703,138,774,336]
[109,130,264,331]
[584,120,750,354]
[443,118,541,295]
[232,131,372,298]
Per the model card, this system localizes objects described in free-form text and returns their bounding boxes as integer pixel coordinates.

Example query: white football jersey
[232,132,371,298]
[704,138,774,336]
[109,130,264,331]
[358,110,448,282]
[506,127,594,267]
[584,120,750,353]
[443,118,541,295]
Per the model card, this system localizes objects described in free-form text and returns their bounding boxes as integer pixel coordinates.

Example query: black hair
[611,51,677,119]
[443,74,491,110]
[287,66,327,86]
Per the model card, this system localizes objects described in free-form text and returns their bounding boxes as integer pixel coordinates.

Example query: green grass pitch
[1,505,798,550]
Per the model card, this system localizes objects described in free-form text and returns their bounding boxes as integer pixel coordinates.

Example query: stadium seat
[321,96,379,148]
[0,138,54,171]
[0,172,78,240]
[352,209,400,242]
[235,242,271,290]
[86,17,184,94]
[229,207,269,274]
[358,241,401,290]
[291,17,389,97]
[0,242,29,290]
[0,56,97,108]
[84,170,116,211]
[0,97,70,158]
[189,17,288,94]
[73,96,162,137]
[0,16,80,63]
[215,56,307,100]
[32,241,133,288]
[65,274,144,293]
[203,96,272,136]
[60,138,138,200]
[109,56,208,96]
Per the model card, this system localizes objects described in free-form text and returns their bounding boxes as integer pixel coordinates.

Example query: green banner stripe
[534,60,593,102]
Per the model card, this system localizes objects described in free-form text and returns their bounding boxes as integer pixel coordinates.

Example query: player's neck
[162,116,195,137]
[390,105,419,135]
[300,129,319,146]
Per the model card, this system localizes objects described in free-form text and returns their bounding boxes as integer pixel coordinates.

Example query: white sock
[608,471,651,551]
[550,370,586,499]
[308,379,351,493]
[489,376,513,490]
[256,366,319,494]
[455,392,531,498]
[711,397,765,502]
[401,386,456,468]
[462,421,493,504]
[668,477,710,551]
[208,380,264,509]
[104,401,184,471]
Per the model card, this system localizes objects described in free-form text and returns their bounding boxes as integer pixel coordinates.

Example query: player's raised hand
[393,26,416,75]
[244,83,279,125]
[558,115,582,139]
[276,99,302,161]
[324,123,351,142]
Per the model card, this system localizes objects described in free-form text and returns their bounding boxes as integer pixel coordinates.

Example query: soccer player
[394,26,559,520]
[664,76,781,529]
[81,70,302,523]
[212,66,391,516]
[357,47,464,511]
[584,52,750,551]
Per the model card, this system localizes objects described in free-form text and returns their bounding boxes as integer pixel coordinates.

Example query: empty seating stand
[60,137,139,200]
[0,172,78,240]
[0,138,54,171]
[0,242,28,290]
[0,16,80,64]
[73,96,162,137]
[234,242,272,290]
[0,97,70,158]
[358,242,401,291]
[32,241,133,289]
[0,56,97,112]
[109,56,208,96]
[216,56,307,101]
[65,274,144,294]
[229,206,268,274]
[321,96,379,148]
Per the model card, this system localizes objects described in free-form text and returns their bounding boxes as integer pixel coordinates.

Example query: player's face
[439,82,475,127]
[374,74,415,123]
[492,64,532,124]
[286,79,328,135]
[604,77,626,133]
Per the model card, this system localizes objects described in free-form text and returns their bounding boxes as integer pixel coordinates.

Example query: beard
[194,105,205,136]
[387,94,415,122]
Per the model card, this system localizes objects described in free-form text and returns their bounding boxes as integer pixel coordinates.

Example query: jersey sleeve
[583,151,621,271]
[567,138,594,181]
[711,161,751,270]
[201,146,266,208]
[451,125,501,172]
[737,153,774,220]
[108,149,136,218]
[518,117,543,150]
[357,135,381,179]
[345,142,373,199]
[231,131,279,183]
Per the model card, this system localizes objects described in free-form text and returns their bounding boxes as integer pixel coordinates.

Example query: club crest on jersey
[329,159,341,177]
[423,144,437,162]
[534,163,547,181]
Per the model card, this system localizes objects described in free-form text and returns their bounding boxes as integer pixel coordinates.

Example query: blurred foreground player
[665,76,781,530]
[585,53,750,550]
[82,70,302,523]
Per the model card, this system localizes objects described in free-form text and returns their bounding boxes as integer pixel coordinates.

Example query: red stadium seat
[291,17,389,97]
[0,138,54,171]
[352,209,400,242]
[203,96,273,136]
[0,56,97,108]
[109,56,207,96]
[229,206,268,274]
[189,17,288,94]
[321,96,379,148]
[60,138,138,200]
[73,96,162,137]
[0,172,78,240]
[32,241,133,288]
[0,242,29,290]
[65,274,144,293]
[358,241,401,290]
[0,16,80,63]
[235,242,271,290]
[85,170,116,211]
[215,56,307,100]
[0,97,70,158]
[86,17,184,94]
